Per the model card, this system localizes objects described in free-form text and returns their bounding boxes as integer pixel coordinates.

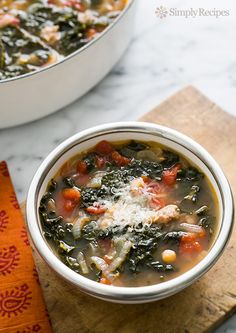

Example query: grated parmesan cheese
[97,180,169,232]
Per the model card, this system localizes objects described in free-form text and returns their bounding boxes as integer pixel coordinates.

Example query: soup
[39,140,218,287]
[0,0,127,80]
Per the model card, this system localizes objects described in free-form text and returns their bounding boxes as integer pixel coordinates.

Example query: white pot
[0,0,136,128]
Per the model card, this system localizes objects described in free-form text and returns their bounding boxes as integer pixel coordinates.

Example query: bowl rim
[26,121,234,302]
[0,0,135,85]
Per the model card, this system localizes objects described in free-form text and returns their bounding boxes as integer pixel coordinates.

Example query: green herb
[83,153,96,172]
[40,211,62,226]
[128,226,163,273]
[199,216,215,234]
[163,231,185,243]
[80,188,100,208]
[63,177,75,188]
[161,150,179,169]
[177,167,203,182]
[21,4,88,56]
[48,179,57,192]
[147,261,174,272]
[184,185,200,203]
[126,141,148,152]
[58,240,75,253]
[0,25,53,79]
[82,221,99,240]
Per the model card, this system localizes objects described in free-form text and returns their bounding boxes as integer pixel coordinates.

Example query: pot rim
[0,0,135,85]
[26,121,234,302]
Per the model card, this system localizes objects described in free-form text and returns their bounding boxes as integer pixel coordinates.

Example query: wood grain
[23,86,236,333]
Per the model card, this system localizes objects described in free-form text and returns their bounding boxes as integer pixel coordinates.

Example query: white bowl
[0,1,136,129]
[26,122,234,303]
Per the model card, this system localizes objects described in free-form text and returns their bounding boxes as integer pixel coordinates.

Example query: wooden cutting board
[23,86,236,333]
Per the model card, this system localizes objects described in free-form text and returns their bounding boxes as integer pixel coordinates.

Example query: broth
[39,140,219,287]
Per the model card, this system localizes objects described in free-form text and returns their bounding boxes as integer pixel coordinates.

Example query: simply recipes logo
[155,5,230,19]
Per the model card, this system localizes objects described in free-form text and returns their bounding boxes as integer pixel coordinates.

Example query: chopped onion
[151,147,163,157]
[195,205,208,215]
[77,252,89,274]
[108,240,132,272]
[47,198,56,212]
[137,150,161,162]
[90,256,113,280]
[72,215,90,239]
[91,240,132,281]
[88,242,99,256]
[90,256,109,272]
[180,223,204,234]
[87,171,106,188]
[90,256,117,281]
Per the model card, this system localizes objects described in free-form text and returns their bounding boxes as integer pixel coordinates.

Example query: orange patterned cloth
[0,161,53,333]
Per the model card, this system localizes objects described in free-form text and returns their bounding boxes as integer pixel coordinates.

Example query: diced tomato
[136,178,167,207]
[75,2,85,11]
[62,188,81,202]
[54,191,77,217]
[141,175,151,183]
[86,28,97,39]
[62,188,81,212]
[64,0,85,11]
[111,151,130,166]
[95,155,106,169]
[181,233,197,243]
[77,160,87,174]
[0,14,20,29]
[86,204,106,215]
[149,197,165,209]
[179,232,203,256]
[103,255,112,265]
[162,164,181,186]
[10,16,20,27]
[95,140,114,155]
[100,277,111,285]
[180,241,202,255]
[193,241,202,252]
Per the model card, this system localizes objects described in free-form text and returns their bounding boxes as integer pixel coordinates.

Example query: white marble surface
[0,0,236,330]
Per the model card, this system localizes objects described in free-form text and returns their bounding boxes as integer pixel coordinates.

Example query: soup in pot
[0,0,127,80]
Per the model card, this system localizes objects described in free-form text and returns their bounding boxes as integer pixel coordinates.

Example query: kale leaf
[161,150,179,169]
